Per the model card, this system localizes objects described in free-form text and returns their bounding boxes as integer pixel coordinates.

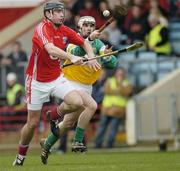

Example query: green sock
[44,133,59,150]
[74,127,85,143]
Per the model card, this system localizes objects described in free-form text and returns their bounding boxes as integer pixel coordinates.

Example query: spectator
[64,8,76,29]
[0,52,12,66]
[92,69,107,105]
[92,69,107,122]
[97,0,110,28]
[95,67,133,148]
[126,5,149,44]
[62,0,76,9]
[3,72,26,130]
[78,0,97,18]
[7,41,27,65]
[133,0,150,10]
[158,0,169,12]
[149,7,168,27]
[71,0,85,15]
[148,0,169,18]
[124,0,148,31]
[169,0,179,17]
[145,13,171,56]
[148,0,169,26]
[6,72,25,108]
[176,0,180,17]
[78,0,105,28]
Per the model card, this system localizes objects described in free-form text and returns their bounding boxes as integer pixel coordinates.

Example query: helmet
[44,0,65,15]
[43,1,65,26]
[78,16,96,29]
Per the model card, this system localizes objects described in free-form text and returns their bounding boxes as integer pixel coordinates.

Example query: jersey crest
[63,37,67,44]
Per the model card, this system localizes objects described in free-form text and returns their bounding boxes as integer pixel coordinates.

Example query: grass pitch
[1,150,180,171]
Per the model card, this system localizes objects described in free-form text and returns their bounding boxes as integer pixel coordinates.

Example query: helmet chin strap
[45,10,64,28]
[79,30,88,39]
[81,30,93,39]
[84,34,89,39]
[46,17,62,27]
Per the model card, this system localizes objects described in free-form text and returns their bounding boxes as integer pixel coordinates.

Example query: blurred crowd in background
[0,0,180,150]
[1,0,180,64]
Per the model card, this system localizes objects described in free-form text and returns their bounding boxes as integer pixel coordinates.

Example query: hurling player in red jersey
[13,0,101,166]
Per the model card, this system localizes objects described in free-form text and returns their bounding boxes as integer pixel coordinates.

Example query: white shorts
[68,80,92,95]
[25,74,77,110]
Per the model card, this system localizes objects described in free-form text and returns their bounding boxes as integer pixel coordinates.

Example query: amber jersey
[62,39,117,85]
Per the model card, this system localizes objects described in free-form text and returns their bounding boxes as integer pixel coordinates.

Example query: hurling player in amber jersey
[13,0,101,166]
[40,16,118,165]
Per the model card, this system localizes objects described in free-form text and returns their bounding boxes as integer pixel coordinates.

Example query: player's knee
[64,91,83,107]
[87,100,97,113]
[73,96,83,107]
[27,120,39,129]
[27,110,41,129]
[69,97,83,109]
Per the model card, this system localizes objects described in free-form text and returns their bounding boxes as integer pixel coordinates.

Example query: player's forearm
[81,40,95,58]
[45,43,73,60]
[102,55,117,69]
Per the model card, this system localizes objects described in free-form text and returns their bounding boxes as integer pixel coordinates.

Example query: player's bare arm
[44,43,83,64]
[89,30,101,40]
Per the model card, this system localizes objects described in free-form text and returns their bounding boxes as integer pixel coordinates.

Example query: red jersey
[26,19,84,82]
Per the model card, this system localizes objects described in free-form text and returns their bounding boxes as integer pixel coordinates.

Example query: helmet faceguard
[44,1,65,27]
[78,16,96,31]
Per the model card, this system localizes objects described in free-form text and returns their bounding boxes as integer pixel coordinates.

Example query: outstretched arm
[44,43,83,64]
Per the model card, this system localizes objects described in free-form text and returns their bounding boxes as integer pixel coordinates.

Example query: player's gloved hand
[104,45,113,54]
[89,30,101,41]
[86,59,101,71]
[103,45,113,61]
[70,55,84,65]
